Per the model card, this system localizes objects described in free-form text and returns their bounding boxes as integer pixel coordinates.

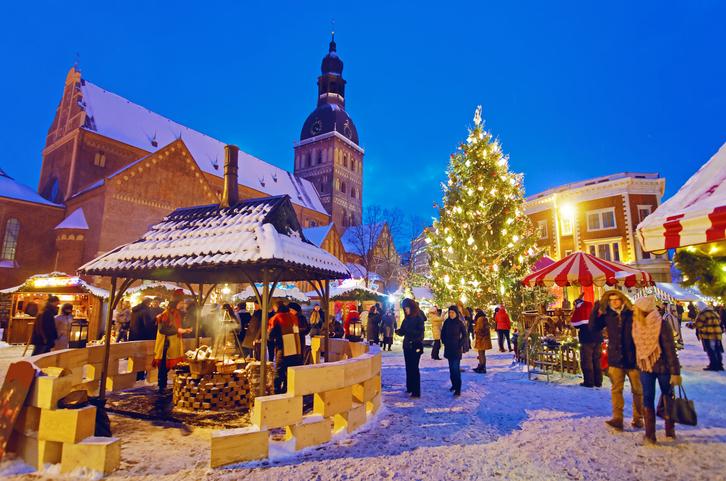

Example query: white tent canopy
[637,142,726,251]
[235,285,310,303]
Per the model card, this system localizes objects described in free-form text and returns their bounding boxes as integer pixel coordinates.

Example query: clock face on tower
[311,119,322,135]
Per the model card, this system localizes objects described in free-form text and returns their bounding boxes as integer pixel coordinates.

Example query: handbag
[671,385,697,426]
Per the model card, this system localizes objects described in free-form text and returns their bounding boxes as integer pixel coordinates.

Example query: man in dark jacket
[129,298,156,341]
[396,298,425,398]
[31,296,60,355]
[571,294,601,387]
[589,290,643,430]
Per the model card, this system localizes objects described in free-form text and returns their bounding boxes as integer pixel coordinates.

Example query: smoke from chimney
[221,144,239,208]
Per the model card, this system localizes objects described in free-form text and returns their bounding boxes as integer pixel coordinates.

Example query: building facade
[1,37,363,289]
[294,34,364,232]
[524,172,671,282]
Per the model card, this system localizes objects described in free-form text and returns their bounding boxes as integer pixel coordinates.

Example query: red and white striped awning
[522,251,655,288]
[637,142,726,252]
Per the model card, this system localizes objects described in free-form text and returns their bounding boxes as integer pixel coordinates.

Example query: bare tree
[344,205,402,291]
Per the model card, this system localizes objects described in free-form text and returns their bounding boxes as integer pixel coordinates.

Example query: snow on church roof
[77,78,327,215]
[55,208,89,230]
[303,224,334,247]
[0,169,62,207]
[78,195,349,282]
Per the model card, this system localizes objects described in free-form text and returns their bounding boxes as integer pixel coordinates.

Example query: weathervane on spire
[329,19,336,52]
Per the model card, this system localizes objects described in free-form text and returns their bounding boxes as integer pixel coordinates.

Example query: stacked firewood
[173,370,251,411]
[245,361,275,399]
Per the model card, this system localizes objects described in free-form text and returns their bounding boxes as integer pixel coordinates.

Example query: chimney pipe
[221,144,239,208]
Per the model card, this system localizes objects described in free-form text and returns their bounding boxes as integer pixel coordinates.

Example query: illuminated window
[586,208,616,231]
[537,220,548,240]
[587,241,620,262]
[560,217,573,236]
[1,218,20,261]
[93,151,106,167]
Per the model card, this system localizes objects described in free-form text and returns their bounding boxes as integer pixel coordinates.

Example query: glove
[670,375,682,386]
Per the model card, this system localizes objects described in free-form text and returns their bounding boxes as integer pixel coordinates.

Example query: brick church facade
[0,38,364,289]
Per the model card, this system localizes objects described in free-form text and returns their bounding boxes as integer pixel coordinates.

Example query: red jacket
[495,308,511,330]
[570,299,593,327]
[268,311,301,356]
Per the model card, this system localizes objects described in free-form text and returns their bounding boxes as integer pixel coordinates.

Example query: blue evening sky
[1,1,724,228]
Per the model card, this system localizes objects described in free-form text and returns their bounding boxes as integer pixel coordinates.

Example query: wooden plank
[352,374,381,403]
[210,427,268,468]
[285,415,331,450]
[313,386,352,418]
[251,394,302,430]
[287,362,346,396]
[61,436,120,475]
[38,405,96,444]
[13,432,62,469]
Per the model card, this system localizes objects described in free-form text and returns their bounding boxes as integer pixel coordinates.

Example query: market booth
[520,251,654,379]
[1,272,108,344]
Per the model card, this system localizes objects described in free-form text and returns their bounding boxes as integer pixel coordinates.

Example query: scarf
[632,309,662,372]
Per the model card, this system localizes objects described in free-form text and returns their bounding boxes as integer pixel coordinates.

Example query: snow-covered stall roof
[0,169,62,207]
[78,195,350,283]
[0,272,109,298]
[346,263,382,282]
[653,282,710,303]
[303,224,334,247]
[124,281,192,297]
[77,79,328,216]
[234,285,310,303]
[637,142,726,251]
[55,208,89,230]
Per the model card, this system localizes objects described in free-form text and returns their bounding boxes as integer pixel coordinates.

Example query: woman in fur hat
[632,295,681,444]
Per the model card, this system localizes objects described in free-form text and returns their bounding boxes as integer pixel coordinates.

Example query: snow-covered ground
[2,328,725,481]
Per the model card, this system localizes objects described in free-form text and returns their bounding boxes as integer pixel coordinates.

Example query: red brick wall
[528,209,555,256]
[576,195,626,242]
[0,199,64,288]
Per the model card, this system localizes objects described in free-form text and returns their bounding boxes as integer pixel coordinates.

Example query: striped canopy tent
[637,142,726,252]
[521,251,655,288]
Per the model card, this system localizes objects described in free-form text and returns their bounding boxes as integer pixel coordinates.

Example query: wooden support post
[99,277,134,401]
[259,272,269,397]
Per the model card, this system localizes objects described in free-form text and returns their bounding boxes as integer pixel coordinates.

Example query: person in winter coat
[241,302,262,359]
[632,295,681,444]
[694,306,724,371]
[235,302,251,345]
[396,298,425,398]
[495,305,513,352]
[429,306,443,360]
[473,309,492,373]
[309,304,325,337]
[687,302,698,323]
[268,301,303,393]
[571,294,602,387]
[129,298,156,341]
[288,302,310,362]
[366,305,382,345]
[344,303,360,338]
[31,296,59,355]
[456,301,472,352]
[661,302,683,348]
[114,300,132,342]
[53,303,73,351]
[380,309,396,351]
[153,292,192,393]
[589,289,644,430]
[441,305,469,395]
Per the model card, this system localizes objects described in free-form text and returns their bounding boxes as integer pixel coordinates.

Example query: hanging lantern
[348,317,363,342]
[68,319,89,349]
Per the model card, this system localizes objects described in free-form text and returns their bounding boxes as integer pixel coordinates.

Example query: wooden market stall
[1,272,108,344]
[78,145,350,408]
[520,251,655,379]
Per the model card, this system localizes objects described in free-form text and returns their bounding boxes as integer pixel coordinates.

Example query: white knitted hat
[634,295,657,313]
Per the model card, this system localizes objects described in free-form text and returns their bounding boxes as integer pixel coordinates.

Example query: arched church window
[94,151,106,167]
[343,155,348,168]
[341,182,346,194]
[350,187,356,199]
[1,218,20,261]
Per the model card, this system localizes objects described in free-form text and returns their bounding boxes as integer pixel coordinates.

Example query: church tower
[294,34,363,232]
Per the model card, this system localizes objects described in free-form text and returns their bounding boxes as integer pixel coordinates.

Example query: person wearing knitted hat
[632,295,681,443]
[590,289,643,431]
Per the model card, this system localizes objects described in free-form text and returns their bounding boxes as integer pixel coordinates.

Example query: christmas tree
[427,106,539,311]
